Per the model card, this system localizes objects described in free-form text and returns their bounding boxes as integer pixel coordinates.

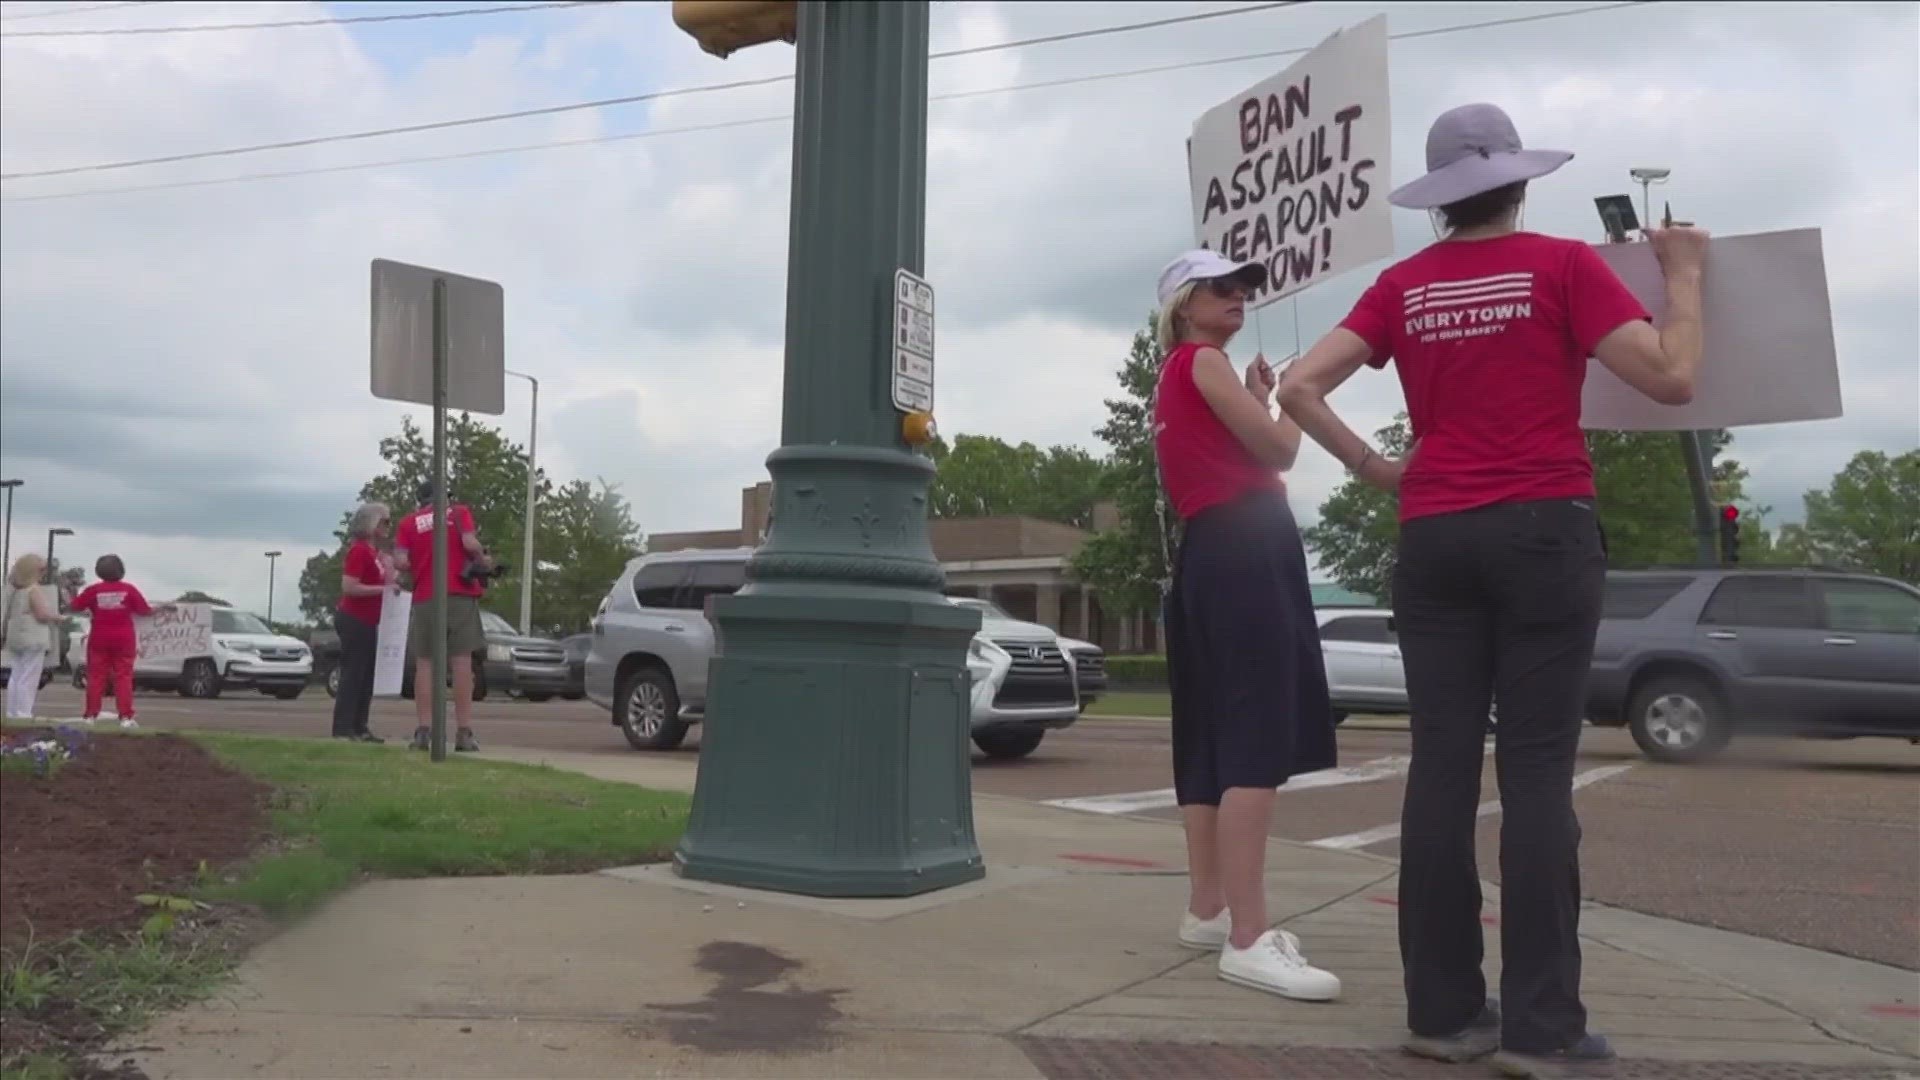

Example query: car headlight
[487,644,513,662]
[221,639,257,653]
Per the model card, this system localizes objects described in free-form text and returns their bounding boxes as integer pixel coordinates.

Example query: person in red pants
[70,554,153,728]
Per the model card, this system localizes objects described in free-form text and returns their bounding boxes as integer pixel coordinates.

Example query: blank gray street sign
[370,258,505,415]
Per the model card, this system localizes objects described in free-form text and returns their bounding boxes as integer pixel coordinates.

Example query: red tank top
[1153,342,1282,520]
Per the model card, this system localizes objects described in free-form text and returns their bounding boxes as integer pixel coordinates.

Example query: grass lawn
[197,734,691,920]
[1082,690,1171,719]
[3,733,689,1079]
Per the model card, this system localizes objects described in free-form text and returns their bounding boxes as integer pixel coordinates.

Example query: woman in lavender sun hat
[1277,103,1711,1079]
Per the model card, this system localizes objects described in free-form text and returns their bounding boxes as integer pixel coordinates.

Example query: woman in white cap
[1279,103,1708,1077]
[1152,249,1341,1003]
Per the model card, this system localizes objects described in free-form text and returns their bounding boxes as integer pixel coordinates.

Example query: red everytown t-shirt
[1153,341,1284,520]
[396,504,482,604]
[1338,232,1649,522]
[73,581,152,650]
[336,539,386,624]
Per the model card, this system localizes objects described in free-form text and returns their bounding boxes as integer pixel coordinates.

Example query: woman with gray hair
[332,501,395,742]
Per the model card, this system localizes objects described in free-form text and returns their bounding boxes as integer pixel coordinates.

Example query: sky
[1,0,1915,620]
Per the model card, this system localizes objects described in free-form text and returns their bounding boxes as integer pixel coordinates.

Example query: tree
[1304,418,1771,600]
[532,478,645,634]
[927,435,1108,528]
[1070,319,1181,616]
[297,415,644,633]
[1773,450,1920,583]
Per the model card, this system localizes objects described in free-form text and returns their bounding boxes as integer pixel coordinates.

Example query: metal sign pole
[430,276,451,763]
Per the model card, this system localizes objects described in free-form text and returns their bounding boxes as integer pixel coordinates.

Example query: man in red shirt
[1280,104,1706,1077]
[70,554,153,726]
[393,481,494,752]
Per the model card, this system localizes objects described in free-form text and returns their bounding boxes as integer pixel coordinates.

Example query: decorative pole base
[673,446,985,897]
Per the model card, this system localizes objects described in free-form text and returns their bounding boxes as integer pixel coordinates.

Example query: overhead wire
[1,0,607,39]
[0,1,153,23]
[1,2,1309,181]
[2,1,1656,204]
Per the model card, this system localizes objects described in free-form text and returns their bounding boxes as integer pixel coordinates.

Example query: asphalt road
[32,683,1918,970]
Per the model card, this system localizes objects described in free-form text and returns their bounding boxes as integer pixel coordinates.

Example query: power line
[1,1,605,39]
[1,2,1307,181]
[0,1,153,23]
[3,2,1654,204]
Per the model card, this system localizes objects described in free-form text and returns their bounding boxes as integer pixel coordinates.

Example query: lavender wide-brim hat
[1388,103,1574,210]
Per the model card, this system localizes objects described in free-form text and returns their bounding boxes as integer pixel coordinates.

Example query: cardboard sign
[373,590,411,697]
[1581,228,1842,430]
[1188,15,1392,306]
[135,604,213,664]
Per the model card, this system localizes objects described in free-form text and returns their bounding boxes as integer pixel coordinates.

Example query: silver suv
[1585,567,1920,762]
[584,550,1081,759]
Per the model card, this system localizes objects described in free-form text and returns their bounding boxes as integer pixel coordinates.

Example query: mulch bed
[2,729,273,1077]
[1,729,268,955]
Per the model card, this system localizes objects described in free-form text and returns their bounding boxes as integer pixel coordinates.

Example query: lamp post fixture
[264,551,283,624]
[46,527,73,586]
[506,369,539,635]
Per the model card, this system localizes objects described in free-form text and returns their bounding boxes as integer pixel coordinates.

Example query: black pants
[330,611,378,738]
[1393,498,1606,1052]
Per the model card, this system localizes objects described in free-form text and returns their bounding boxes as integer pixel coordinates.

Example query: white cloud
[2,0,1915,619]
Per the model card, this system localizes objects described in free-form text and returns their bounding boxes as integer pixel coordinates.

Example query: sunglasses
[1201,277,1253,300]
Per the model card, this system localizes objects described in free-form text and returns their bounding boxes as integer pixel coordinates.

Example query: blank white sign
[1581,228,1841,431]
[370,258,506,416]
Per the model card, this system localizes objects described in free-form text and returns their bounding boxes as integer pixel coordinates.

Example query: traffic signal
[1718,504,1741,563]
[671,1,797,59]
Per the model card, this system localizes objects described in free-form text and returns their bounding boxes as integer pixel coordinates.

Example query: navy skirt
[1165,488,1336,806]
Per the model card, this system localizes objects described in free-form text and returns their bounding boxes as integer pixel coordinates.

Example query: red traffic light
[1720,505,1740,522]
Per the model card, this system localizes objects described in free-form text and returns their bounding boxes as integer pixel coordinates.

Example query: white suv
[72,605,312,700]
[585,550,1079,760]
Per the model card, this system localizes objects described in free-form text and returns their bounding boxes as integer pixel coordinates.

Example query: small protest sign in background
[135,604,213,665]
[373,590,411,697]
[1581,228,1842,431]
[1188,15,1392,306]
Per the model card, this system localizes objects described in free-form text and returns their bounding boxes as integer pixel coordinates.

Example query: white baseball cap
[1156,249,1267,307]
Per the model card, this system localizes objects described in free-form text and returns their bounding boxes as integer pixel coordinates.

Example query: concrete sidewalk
[126,748,1919,1079]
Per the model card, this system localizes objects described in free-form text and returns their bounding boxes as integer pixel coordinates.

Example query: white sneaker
[1179,910,1231,950]
[119,718,139,730]
[1218,929,1341,1001]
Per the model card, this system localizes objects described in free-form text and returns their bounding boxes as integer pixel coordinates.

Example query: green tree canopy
[1069,318,1180,616]
[1772,449,1920,583]
[927,434,1108,529]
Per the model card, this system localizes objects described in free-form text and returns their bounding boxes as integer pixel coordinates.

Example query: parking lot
[35,682,1918,972]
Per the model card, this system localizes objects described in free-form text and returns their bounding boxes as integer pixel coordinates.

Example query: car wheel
[973,729,1045,760]
[37,670,53,690]
[472,665,489,702]
[524,692,552,703]
[562,691,585,701]
[1331,709,1348,727]
[615,666,687,751]
[72,666,87,690]
[270,686,304,701]
[325,666,341,698]
[1629,677,1730,763]
[179,659,223,699]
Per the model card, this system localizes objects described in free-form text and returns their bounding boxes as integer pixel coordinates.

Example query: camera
[462,557,510,587]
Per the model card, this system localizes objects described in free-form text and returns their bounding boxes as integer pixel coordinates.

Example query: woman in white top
[3,553,66,720]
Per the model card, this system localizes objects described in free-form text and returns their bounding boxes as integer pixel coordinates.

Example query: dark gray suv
[1586,568,1920,762]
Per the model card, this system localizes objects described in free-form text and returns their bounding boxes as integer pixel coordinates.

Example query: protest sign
[373,590,411,697]
[135,604,213,664]
[1581,228,1842,431]
[1188,15,1392,307]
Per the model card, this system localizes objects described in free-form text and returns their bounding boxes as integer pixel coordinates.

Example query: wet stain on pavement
[647,941,846,1053]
